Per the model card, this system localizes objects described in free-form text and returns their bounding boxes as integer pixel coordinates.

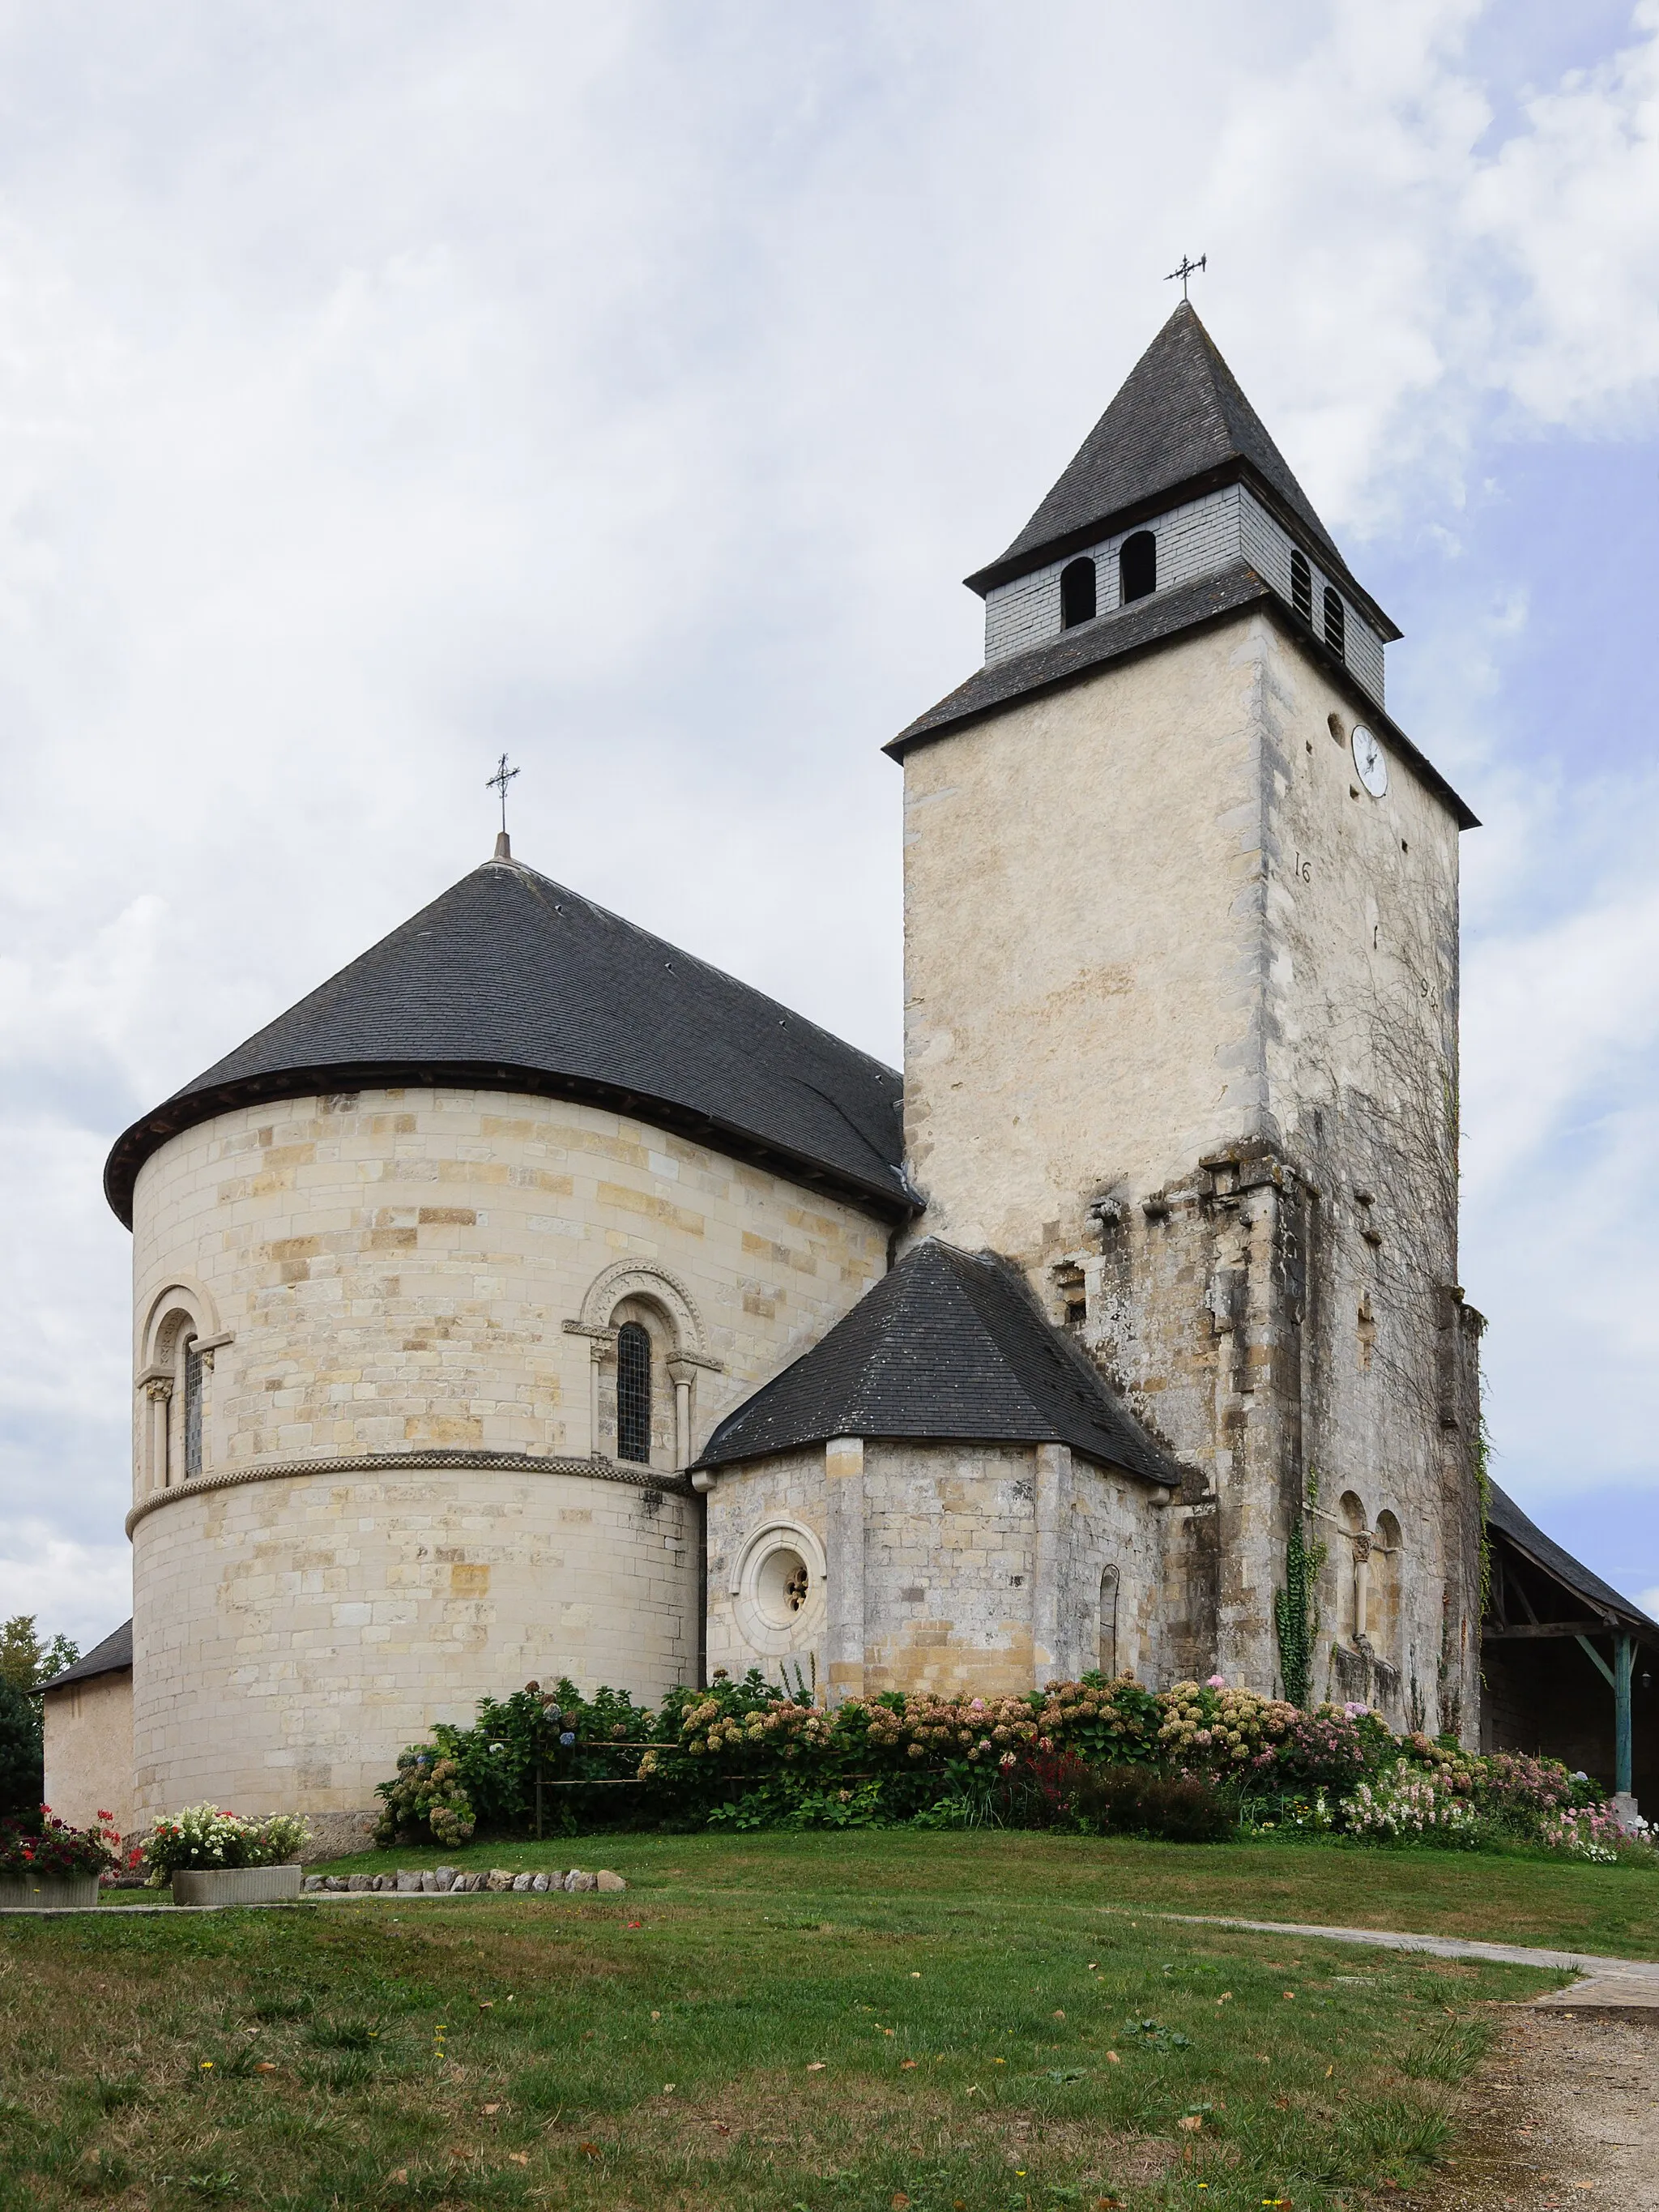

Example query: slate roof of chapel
[104,856,913,1225]
[963,301,1391,631]
[694,1237,1177,1482]
[1486,1484,1657,1635]
[37,1618,134,1693]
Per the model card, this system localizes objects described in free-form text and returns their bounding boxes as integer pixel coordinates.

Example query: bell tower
[889,304,1484,1737]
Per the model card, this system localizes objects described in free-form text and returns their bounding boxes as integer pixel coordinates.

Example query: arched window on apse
[616,1321,653,1466]
[1337,1491,1368,1642]
[1060,556,1098,629]
[1323,586,1346,660]
[1290,547,1312,624]
[1371,1511,1402,1664]
[182,1336,203,1481]
[1098,1566,1120,1677]
[1120,531,1156,604]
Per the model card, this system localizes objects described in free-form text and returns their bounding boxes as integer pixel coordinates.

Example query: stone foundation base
[299,1809,380,1864]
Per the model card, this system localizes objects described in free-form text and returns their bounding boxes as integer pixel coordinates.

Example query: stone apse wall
[705,1438,1168,1700]
[126,1086,889,1823]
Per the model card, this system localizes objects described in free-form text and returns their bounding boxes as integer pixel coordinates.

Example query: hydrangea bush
[138,1804,311,1885]
[376,1668,1648,1862]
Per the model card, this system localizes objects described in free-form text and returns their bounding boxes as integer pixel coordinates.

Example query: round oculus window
[1351,723,1388,797]
[753,1545,810,1629]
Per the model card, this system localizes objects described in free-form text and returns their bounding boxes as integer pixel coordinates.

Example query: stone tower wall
[900,609,1481,1731]
[126,1086,890,1821]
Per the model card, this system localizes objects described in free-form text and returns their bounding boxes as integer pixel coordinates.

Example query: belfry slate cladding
[104,856,913,1226]
[963,301,1392,632]
[694,1238,1176,1482]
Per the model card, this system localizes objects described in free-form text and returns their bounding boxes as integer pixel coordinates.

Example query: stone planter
[0,1873,100,1910]
[171,1864,303,1907]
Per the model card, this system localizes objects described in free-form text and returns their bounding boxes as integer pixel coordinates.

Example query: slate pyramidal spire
[890,301,1478,826]
[964,300,1386,628]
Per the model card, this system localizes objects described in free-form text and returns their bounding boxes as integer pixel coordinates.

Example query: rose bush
[0,1806,122,1881]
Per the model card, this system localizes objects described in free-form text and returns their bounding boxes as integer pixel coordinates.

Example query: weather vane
[1165,253,1207,301]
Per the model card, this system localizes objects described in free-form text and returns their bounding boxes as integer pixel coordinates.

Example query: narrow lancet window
[616,1321,652,1465]
[1323,586,1346,660]
[1290,547,1312,623]
[182,1337,203,1480]
[1120,531,1156,604]
[1060,556,1097,629]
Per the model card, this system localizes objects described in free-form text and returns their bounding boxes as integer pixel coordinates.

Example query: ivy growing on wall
[1275,1476,1327,1710]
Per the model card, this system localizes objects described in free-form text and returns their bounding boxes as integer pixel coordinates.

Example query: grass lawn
[0,1831,1597,2212]
[295,1827,1659,1962]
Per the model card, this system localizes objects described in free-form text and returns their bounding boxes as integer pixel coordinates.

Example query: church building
[58,304,1529,1845]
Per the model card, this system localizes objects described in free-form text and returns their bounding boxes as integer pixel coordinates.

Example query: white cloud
[5,2,1659,1608]
[0,1523,131,1654]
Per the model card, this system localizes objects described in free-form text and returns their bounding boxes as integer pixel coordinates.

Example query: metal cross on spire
[1165,252,1207,301]
[486,751,520,858]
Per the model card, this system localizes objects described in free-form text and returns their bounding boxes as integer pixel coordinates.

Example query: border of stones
[304,1867,626,1895]
[126,1452,691,1534]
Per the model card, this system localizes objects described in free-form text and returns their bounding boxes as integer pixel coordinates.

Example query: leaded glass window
[616,1322,652,1465]
[183,1339,203,1480]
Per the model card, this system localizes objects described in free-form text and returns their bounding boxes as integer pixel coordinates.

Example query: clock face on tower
[1351,723,1388,798]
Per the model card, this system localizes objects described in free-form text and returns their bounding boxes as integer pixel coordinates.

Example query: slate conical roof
[964,302,1384,628]
[104,854,911,1225]
[695,1238,1175,1482]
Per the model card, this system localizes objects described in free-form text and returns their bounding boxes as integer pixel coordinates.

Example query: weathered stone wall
[131,1087,889,1486]
[126,1087,889,1817]
[43,1671,134,1836]
[705,1437,1166,1698]
[130,1463,697,1818]
[900,608,1480,1732]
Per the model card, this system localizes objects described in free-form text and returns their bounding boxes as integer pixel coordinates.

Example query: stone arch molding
[573,1259,713,1361]
[137,1275,226,1373]
[729,1517,827,1662]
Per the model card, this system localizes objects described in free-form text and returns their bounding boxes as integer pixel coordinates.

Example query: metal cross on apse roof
[1165,253,1207,301]
[486,751,520,834]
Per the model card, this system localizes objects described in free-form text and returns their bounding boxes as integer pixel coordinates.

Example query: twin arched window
[1119,532,1156,604]
[616,1321,653,1465]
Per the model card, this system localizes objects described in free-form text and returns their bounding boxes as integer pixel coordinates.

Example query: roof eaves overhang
[1488,1522,1658,1641]
[962,457,1401,644]
[104,1061,922,1232]
[693,1424,1176,1480]
[887,573,1478,833]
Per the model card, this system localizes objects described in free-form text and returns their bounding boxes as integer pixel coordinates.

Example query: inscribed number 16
[1294,854,1312,882]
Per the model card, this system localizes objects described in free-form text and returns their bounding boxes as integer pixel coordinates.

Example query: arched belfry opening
[1060,556,1097,629]
[1290,547,1312,623]
[1323,585,1346,659]
[1119,531,1156,604]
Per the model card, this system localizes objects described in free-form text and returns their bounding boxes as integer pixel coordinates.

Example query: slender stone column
[667,1360,696,1470]
[144,1380,173,1491]
[1032,1442,1074,1685]
[824,1435,866,1703]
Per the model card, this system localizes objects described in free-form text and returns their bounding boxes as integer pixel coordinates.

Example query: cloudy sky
[3,0,1658,1647]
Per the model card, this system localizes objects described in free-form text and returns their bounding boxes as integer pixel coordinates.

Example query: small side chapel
[48,301,1646,1843]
